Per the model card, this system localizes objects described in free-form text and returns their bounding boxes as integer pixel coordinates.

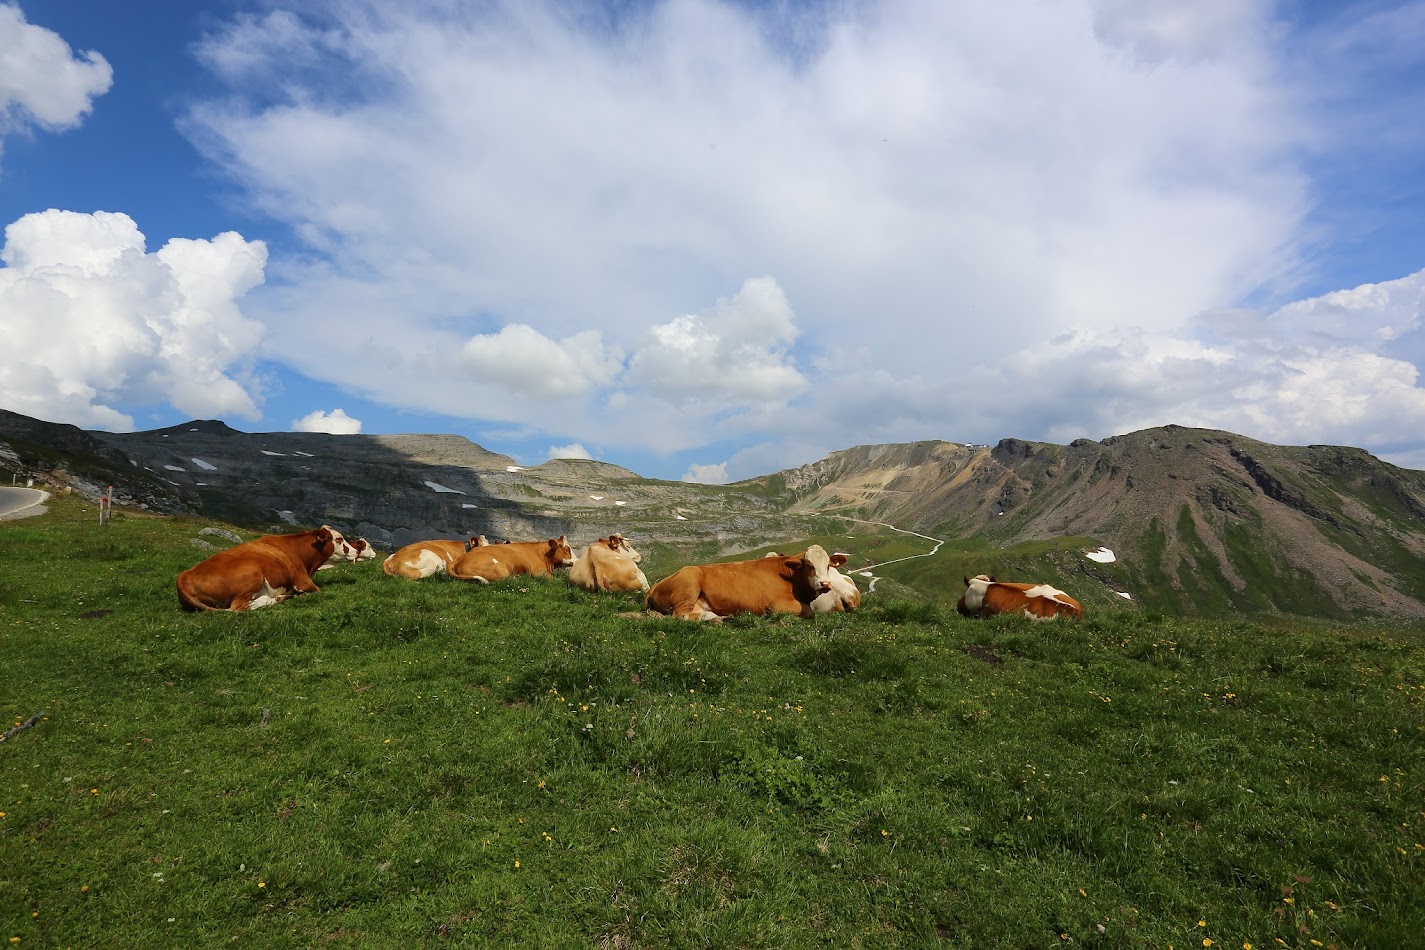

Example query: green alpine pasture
[2,496,1423,948]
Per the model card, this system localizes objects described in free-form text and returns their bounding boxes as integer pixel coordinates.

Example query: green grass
[3,496,1424,947]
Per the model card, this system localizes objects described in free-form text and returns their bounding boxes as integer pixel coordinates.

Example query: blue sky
[2,0,1424,480]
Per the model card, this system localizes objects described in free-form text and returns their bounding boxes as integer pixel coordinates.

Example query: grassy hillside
[2,496,1423,947]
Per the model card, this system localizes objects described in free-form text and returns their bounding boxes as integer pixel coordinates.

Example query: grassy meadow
[2,496,1423,948]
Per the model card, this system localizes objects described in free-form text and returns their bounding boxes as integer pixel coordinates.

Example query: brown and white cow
[447,536,575,584]
[349,537,379,561]
[318,526,366,570]
[646,545,847,621]
[569,534,649,592]
[814,560,862,613]
[382,535,488,580]
[956,574,1083,621]
[763,551,861,613]
[176,527,337,611]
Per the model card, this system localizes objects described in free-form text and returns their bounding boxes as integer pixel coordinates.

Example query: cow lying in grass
[646,545,847,621]
[447,536,575,583]
[763,551,861,612]
[319,526,378,570]
[956,574,1083,620]
[569,534,648,592]
[176,527,336,611]
[382,535,488,580]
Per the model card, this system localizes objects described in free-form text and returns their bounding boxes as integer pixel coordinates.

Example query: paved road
[840,516,944,593]
[0,486,49,519]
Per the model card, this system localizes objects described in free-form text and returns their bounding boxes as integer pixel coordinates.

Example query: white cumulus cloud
[0,3,113,163]
[0,210,267,429]
[292,408,362,434]
[546,442,593,461]
[462,325,624,398]
[682,461,729,485]
[625,277,806,405]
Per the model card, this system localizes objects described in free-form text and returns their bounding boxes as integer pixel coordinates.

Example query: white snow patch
[506,466,523,472]
[276,510,298,524]
[163,464,185,472]
[425,481,465,494]
[614,500,626,507]
[294,451,315,458]
[589,495,604,501]
[1085,547,1116,563]
[1115,591,1133,600]
[462,504,478,509]
[262,450,286,457]
[675,515,687,521]
[196,482,208,486]
[859,571,874,578]
[191,458,218,471]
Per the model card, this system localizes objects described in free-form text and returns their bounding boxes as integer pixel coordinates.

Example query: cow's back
[647,558,801,619]
[975,581,1082,620]
[448,538,569,582]
[383,540,468,579]
[571,542,648,592]
[176,530,332,611]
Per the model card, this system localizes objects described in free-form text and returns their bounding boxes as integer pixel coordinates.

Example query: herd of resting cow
[174,525,1086,621]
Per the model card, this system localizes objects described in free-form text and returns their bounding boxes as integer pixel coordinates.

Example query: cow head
[312,527,337,560]
[547,535,575,568]
[961,574,994,612]
[603,534,642,562]
[465,535,489,552]
[782,544,842,603]
[320,525,361,565]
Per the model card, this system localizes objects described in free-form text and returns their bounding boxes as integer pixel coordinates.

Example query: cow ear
[316,528,332,544]
[963,576,971,586]
[830,553,849,567]
[783,557,805,571]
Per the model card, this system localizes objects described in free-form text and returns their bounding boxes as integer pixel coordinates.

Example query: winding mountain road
[0,486,49,520]
[841,516,944,592]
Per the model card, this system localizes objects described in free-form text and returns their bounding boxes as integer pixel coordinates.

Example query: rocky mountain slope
[0,411,807,561]
[762,426,1425,618]
[4,409,1424,618]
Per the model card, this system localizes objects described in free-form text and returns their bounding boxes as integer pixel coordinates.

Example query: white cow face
[961,574,993,612]
[784,544,838,596]
[320,525,362,568]
[606,534,642,562]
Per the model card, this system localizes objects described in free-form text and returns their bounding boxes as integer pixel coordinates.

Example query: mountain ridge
[3,409,1424,619]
